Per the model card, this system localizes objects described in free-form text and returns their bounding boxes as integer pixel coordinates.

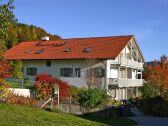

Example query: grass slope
[0,104,137,126]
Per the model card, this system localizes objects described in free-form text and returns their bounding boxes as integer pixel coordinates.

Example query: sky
[9,0,168,61]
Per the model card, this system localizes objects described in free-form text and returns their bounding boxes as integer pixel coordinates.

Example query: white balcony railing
[108,78,143,87]
[120,58,143,69]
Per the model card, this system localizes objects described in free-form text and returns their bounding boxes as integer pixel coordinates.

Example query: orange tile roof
[4,35,133,60]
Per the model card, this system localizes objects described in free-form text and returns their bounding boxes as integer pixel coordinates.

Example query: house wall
[22,59,106,88]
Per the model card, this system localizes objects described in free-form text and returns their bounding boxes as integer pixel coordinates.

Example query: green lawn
[7,81,34,89]
[0,103,137,126]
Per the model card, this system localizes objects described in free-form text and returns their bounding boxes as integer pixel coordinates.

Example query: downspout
[104,60,109,90]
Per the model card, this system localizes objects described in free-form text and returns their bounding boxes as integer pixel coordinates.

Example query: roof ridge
[60,35,134,40]
[19,35,134,43]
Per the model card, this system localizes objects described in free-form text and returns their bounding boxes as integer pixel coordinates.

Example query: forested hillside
[6,23,61,48]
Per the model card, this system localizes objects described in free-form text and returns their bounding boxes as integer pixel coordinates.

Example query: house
[5,35,145,100]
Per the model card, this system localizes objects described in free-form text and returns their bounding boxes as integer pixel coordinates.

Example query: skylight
[25,50,32,54]
[83,48,92,52]
[64,48,71,52]
[35,42,42,46]
[35,49,44,54]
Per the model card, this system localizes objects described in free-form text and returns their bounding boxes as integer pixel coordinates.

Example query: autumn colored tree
[145,55,168,95]
[10,60,23,80]
[0,0,15,100]
[6,25,18,48]
[0,0,15,78]
[6,23,61,48]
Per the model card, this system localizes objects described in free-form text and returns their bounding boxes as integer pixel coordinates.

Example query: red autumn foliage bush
[35,81,53,100]
[35,74,70,100]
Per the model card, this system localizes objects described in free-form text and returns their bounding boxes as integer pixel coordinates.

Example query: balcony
[120,58,143,69]
[108,78,143,87]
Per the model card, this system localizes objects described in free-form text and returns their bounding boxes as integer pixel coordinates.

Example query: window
[27,68,37,76]
[75,68,81,77]
[137,70,142,79]
[94,68,105,78]
[60,68,81,77]
[60,68,73,77]
[120,68,126,78]
[46,61,51,67]
[127,68,132,79]
[110,68,118,78]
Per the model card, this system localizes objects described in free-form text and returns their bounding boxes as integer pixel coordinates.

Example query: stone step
[131,108,144,116]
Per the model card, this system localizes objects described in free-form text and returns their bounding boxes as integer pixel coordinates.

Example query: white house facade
[5,35,144,100]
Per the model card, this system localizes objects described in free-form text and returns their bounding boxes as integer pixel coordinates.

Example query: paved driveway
[129,116,168,126]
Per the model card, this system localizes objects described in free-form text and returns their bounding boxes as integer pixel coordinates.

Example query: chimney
[41,36,50,41]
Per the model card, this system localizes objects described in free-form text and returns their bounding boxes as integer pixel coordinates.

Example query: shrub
[35,81,53,100]
[69,85,81,104]
[24,77,30,83]
[35,74,52,82]
[128,97,141,107]
[0,79,10,102]
[78,88,108,113]
[5,93,37,107]
[141,83,160,99]
[35,74,70,100]
[107,100,121,107]
[141,96,168,116]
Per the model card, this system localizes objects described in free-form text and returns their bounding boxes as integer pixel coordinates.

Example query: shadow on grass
[78,114,137,126]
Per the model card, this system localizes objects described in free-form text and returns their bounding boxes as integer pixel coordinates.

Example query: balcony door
[110,67,118,78]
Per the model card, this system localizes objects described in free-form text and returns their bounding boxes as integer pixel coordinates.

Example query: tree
[6,25,18,48]
[145,55,168,95]
[78,88,107,113]
[0,0,15,100]
[6,23,61,48]
[30,26,38,41]
[11,60,23,80]
[0,0,16,49]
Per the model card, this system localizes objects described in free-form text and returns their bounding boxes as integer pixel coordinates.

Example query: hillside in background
[6,23,61,48]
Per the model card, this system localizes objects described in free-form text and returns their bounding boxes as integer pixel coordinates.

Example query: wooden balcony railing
[108,78,143,87]
[120,58,143,69]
